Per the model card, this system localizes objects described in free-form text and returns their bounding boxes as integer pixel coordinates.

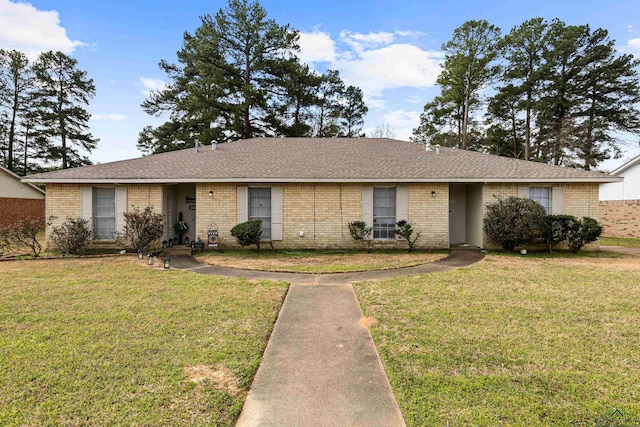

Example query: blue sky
[2,0,640,170]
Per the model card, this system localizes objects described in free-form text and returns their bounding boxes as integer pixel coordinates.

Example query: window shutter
[81,187,92,223]
[517,186,529,198]
[551,187,564,215]
[115,187,127,234]
[396,186,408,222]
[271,186,283,241]
[237,186,248,223]
[362,187,373,239]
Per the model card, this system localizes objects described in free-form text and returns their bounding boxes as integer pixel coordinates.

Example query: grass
[354,252,640,426]
[0,257,288,426]
[599,235,640,248]
[197,249,448,273]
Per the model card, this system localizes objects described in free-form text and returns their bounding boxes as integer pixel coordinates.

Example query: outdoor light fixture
[164,257,171,269]
[208,190,213,197]
[184,236,190,245]
[137,250,144,260]
[61,251,67,258]
[168,239,174,247]
[431,191,436,197]
[162,240,168,248]
[147,255,154,266]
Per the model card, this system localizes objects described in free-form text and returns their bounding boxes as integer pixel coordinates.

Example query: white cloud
[139,77,167,96]
[381,110,422,129]
[298,30,336,64]
[623,38,640,56]
[395,29,427,38]
[0,0,84,60]
[334,43,442,98]
[339,30,395,52]
[627,25,635,33]
[91,113,126,122]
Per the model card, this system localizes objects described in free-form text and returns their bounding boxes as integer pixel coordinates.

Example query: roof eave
[22,177,622,184]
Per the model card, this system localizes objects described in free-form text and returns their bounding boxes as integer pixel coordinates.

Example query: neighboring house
[23,138,618,250]
[0,165,46,227]
[599,155,640,237]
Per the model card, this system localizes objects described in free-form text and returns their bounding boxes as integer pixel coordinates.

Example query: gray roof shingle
[23,138,619,183]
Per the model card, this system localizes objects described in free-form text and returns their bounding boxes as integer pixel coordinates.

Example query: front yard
[0,257,287,426]
[355,251,640,426]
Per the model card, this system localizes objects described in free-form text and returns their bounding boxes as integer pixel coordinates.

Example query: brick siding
[0,197,45,227]
[599,200,640,238]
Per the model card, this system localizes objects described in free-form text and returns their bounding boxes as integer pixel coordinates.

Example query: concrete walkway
[600,245,640,257]
[171,250,483,426]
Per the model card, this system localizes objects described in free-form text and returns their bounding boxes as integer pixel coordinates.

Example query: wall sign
[208,223,219,247]
[185,196,196,204]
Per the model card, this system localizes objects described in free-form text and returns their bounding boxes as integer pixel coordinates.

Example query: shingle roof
[23,138,619,183]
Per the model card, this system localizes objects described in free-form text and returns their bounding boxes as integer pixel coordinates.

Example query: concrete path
[171,250,483,426]
[600,245,640,257]
[170,249,483,284]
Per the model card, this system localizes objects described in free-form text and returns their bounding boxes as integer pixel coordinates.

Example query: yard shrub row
[484,196,602,253]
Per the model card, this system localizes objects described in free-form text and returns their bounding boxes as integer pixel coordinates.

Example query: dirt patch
[359,316,379,329]
[184,364,240,397]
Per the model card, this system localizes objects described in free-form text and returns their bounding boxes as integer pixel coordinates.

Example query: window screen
[529,187,551,214]
[93,187,116,240]
[373,187,396,239]
[249,188,271,240]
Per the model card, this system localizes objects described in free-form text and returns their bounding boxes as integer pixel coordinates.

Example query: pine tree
[33,51,97,169]
[0,49,34,172]
[340,86,368,137]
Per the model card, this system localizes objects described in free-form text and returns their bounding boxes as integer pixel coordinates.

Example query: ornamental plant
[118,206,164,253]
[566,217,603,253]
[541,215,575,253]
[395,220,420,253]
[347,220,372,253]
[0,217,45,257]
[50,217,91,255]
[230,220,263,252]
[483,196,547,252]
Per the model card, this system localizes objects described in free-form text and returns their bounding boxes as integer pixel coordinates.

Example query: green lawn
[0,257,287,426]
[354,252,640,426]
[599,235,640,248]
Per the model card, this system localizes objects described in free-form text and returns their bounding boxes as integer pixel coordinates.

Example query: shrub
[395,220,420,252]
[483,196,547,252]
[566,216,603,253]
[51,217,91,255]
[347,220,373,253]
[230,220,262,252]
[118,206,164,253]
[0,218,45,257]
[541,215,575,253]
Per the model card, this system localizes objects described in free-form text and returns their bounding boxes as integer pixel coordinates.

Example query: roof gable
[1,166,45,198]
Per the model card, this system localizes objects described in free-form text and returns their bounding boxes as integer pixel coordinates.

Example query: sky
[2,0,640,171]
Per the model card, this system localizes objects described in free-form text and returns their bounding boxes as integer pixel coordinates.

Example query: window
[93,187,116,240]
[373,187,396,239]
[529,187,551,214]
[249,188,271,240]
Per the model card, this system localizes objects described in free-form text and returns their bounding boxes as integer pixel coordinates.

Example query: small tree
[51,217,91,255]
[541,215,575,253]
[0,218,44,256]
[483,196,547,251]
[395,220,420,252]
[566,217,603,253]
[118,206,164,253]
[230,220,262,252]
[347,221,372,253]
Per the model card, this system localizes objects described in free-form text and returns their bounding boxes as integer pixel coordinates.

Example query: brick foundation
[599,200,640,238]
[0,197,45,227]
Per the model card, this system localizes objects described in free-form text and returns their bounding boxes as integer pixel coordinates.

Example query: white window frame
[373,187,396,240]
[249,187,272,240]
[529,186,551,214]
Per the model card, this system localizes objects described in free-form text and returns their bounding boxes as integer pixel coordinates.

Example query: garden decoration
[174,211,189,244]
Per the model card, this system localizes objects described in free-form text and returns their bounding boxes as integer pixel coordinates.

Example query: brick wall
[599,200,640,238]
[196,182,450,250]
[0,197,45,227]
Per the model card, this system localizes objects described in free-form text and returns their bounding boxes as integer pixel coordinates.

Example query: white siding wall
[600,162,640,201]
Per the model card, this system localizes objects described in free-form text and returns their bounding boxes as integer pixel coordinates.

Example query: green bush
[395,220,420,252]
[566,217,603,253]
[483,196,547,252]
[118,206,164,253]
[347,220,372,252]
[230,220,262,252]
[51,217,91,255]
[541,215,575,253]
